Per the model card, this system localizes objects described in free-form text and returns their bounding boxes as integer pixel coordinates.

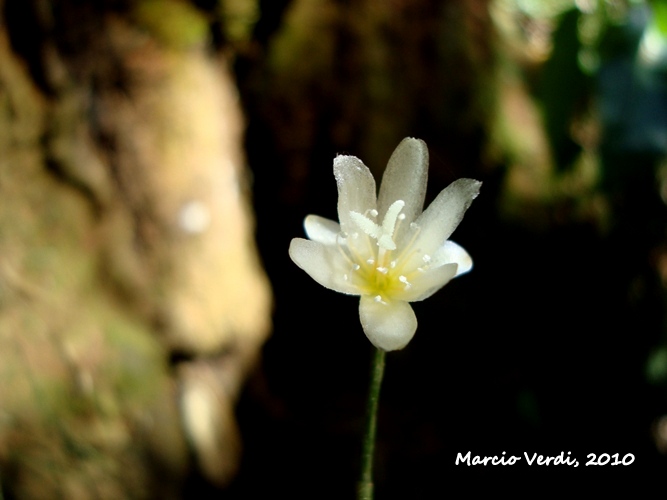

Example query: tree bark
[0,1,271,497]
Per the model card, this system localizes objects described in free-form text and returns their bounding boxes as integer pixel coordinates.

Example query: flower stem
[357,347,386,500]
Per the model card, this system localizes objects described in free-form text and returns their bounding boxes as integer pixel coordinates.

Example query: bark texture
[0,0,270,497]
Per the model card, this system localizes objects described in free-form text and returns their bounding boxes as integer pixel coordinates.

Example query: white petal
[359,296,417,351]
[304,215,340,245]
[399,263,458,302]
[377,138,428,231]
[410,178,481,260]
[333,155,377,234]
[289,238,360,295]
[432,241,472,276]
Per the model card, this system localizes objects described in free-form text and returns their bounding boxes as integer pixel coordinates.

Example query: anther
[376,267,388,274]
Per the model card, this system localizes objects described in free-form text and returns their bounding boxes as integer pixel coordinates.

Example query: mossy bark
[0,1,270,497]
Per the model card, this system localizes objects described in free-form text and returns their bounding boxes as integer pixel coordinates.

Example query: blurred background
[2,0,667,497]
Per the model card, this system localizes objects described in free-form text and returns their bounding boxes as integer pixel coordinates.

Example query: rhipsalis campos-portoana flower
[289,137,480,351]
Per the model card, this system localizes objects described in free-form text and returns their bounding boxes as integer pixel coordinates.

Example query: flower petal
[304,215,340,245]
[334,155,377,234]
[289,238,360,295]
[399,262,458,302]
[359,296,417,351]
[377,137,428,230]
[410,178,481,260]
[432,240,473,276]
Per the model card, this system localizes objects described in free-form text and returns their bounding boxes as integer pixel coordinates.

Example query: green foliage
[538,8,589,171]
[649,0,667,36]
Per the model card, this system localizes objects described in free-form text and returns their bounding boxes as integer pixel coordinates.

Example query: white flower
[289,138,481,351]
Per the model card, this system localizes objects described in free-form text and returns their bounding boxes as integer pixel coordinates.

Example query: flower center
[341,201,429,302]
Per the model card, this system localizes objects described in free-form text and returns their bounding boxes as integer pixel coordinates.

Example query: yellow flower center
[340,200,430,302]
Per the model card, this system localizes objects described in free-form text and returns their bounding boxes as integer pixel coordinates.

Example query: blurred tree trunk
[0,0,270,497]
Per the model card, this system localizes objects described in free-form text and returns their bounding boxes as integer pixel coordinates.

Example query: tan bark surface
[0,1,271,496]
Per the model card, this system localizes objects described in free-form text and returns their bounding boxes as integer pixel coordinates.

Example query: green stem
[357,347,386,500]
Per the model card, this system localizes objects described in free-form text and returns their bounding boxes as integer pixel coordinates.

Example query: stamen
[390,212,408,249]
[393,222,423,264]
[366,258,375,265]
[376,267,388,274]
[419,254,432,271]
[390,260,397,268]
[399,275,412,290]
[336,238,356,266]
[336,234,367,272]
[374,295,383,303]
